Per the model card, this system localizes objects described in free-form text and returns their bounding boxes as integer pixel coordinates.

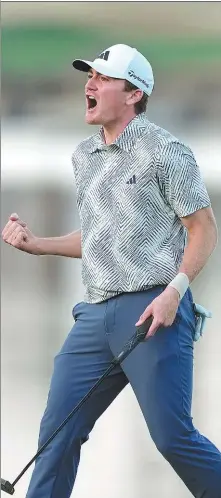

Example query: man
[2,44,221,497]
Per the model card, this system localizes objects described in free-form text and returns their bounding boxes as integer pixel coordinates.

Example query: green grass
[2,26,221,76]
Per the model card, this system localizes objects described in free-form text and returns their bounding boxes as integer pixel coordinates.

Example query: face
[85,69,132,126]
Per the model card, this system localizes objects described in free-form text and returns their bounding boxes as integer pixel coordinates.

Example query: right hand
[1,213,40,255]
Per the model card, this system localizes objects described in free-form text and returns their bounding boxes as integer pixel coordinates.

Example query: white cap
[72,44,154,96]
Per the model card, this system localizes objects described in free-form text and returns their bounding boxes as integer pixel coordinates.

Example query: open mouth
[87,95,97,110]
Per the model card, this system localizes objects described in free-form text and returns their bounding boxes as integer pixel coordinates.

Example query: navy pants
[26,287,221,498]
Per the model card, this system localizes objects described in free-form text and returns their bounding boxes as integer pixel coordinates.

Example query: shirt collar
[89,113,150,154]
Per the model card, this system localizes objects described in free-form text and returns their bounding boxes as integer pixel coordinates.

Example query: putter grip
[135,316,153,341]
[114,316,153,364]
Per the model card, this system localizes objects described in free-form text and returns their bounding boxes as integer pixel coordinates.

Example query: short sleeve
[156,141,211,217]
[71,150,84,211]
[71,151,78,185]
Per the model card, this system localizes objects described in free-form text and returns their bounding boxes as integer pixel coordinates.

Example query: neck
[102,112,137,145]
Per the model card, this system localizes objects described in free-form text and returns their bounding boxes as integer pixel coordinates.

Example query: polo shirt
[72,113,211,303]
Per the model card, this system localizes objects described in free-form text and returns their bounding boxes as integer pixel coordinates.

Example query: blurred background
[1,2,221,497]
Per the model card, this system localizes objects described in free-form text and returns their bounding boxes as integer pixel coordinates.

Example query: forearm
[36,230,82,258]
[179,223,218,283]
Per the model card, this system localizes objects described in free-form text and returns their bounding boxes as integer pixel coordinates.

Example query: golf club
[1,315,153,495]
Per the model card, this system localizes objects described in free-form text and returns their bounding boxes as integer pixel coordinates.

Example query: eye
[87,73,93,79]
[100,75,109,82]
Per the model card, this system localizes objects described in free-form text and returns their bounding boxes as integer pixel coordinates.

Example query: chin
[85,111,102,125]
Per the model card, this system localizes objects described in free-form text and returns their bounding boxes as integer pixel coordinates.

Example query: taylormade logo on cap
[127,70,150,90]
[72,44,154,96]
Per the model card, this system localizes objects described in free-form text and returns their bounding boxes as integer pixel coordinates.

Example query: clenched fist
[2,213,40,255]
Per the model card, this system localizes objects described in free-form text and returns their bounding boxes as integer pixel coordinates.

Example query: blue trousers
[26,287,221,498]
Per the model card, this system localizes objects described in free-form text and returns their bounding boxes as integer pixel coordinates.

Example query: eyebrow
[87,71,120,81]
[88,70,101,76]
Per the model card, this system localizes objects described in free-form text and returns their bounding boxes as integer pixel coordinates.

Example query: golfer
[2,44,221,498]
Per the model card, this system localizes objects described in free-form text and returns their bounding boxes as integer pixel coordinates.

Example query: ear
[126,89,143,107]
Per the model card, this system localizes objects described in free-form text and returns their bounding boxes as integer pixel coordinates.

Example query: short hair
[124,80,148,115]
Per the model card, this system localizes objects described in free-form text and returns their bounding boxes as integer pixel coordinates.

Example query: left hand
[135,286,180,338]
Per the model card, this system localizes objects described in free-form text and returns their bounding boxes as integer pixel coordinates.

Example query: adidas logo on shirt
[126,174,136,185]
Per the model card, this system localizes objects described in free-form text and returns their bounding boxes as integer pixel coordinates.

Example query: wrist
[168,273,189,300]
[35,237,48,256]
[166,285,180,301]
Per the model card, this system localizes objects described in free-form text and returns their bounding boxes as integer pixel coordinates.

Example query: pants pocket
[72,301,83,321]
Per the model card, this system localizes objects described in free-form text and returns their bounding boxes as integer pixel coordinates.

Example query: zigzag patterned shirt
[72,113,211,303]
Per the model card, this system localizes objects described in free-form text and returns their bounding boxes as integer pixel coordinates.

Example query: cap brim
[72,59,123,79]
[72,59,93,72]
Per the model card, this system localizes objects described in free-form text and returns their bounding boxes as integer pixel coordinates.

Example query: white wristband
[168,273,189,300]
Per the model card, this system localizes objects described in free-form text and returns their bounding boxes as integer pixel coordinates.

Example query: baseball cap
[72,44,154,96]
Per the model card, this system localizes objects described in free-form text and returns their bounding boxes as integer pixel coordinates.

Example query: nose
[85,75,97,92]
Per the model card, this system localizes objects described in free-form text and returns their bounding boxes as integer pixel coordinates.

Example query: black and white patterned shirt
[72,113,211,303]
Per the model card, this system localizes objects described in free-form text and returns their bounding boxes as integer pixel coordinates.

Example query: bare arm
[179,206,218,282]
[36,230,82,258]
[2,214,82,259]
